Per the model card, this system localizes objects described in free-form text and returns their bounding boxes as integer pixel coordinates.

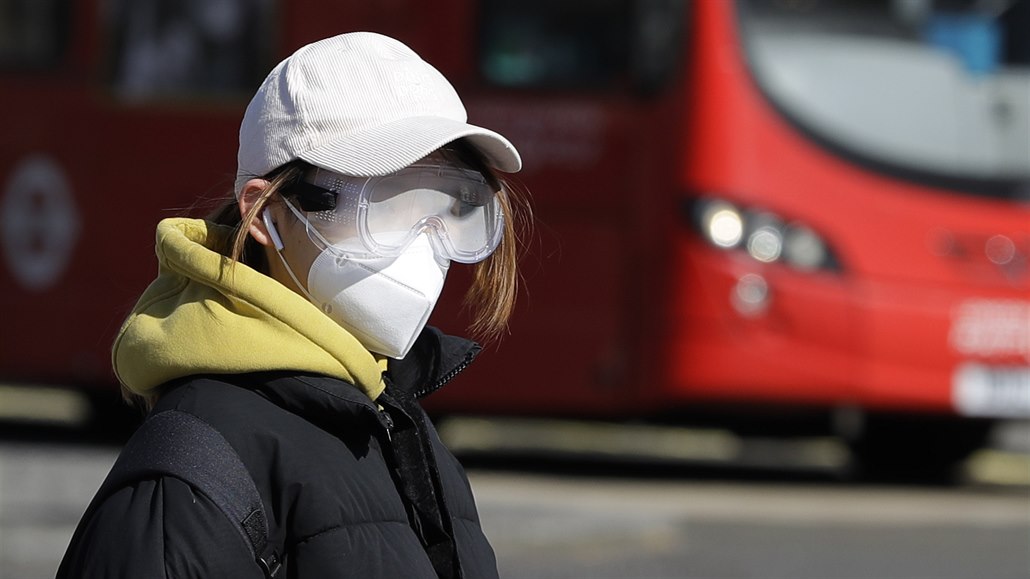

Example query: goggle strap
[283,180,337,212]
[281,197,334,251]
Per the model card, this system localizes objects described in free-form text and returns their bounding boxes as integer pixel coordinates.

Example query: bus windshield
[740,0,1030,190]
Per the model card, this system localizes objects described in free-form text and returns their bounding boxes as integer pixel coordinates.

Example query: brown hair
[209,140,532,345]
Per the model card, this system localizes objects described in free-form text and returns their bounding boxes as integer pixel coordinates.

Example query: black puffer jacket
[58,330,497,578]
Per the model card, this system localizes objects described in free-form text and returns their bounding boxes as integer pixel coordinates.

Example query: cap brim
[298,116,522,177]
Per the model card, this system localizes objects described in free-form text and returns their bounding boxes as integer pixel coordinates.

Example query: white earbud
[262,210,285,251]
[263,208,317,304]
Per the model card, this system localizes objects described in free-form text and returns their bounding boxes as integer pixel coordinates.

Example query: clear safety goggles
[283,163,504,264]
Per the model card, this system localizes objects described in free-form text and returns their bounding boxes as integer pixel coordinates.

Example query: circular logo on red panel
[1,156,81,291]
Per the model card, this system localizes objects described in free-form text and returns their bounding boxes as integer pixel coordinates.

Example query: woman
[58,32,527,578]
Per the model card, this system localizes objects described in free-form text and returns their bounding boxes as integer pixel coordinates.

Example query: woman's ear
[238,178,273,247]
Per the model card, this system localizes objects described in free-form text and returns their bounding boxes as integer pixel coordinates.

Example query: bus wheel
[844,413,994,484]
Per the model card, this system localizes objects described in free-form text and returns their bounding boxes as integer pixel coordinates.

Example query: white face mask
[307,235,448,359]
[264,210,448,359]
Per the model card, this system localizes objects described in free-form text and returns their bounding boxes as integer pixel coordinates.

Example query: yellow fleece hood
[112,218,385,400]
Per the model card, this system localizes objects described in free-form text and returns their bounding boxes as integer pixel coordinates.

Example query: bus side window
[106,0,275,101]
[630,0,686,95]
[0,0,71,69]
[478,0,684,94]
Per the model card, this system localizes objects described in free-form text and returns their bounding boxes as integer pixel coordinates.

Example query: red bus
[1,0,1027,477]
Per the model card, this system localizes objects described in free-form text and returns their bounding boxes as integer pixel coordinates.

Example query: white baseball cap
[235,32,522,195]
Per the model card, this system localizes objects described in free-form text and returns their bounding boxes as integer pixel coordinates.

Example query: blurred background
[0,0,1028,577]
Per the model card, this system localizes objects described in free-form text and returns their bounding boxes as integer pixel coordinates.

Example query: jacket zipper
[377,407,394,441]
[414,348,477,399]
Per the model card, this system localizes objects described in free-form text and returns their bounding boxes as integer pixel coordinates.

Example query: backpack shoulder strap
[71,409,283,577]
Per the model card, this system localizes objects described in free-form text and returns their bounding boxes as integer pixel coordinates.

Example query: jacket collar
[387,326,481,399]
[241,327,480,430]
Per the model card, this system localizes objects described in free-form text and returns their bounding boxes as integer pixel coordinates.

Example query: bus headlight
[746,215,784,263]
[690,197,841,272]
[783,224,829,271]
[700,201,744,248]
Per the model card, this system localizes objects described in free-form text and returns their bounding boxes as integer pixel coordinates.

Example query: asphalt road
[1,422,1027,579]
[473,471,1029,579]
